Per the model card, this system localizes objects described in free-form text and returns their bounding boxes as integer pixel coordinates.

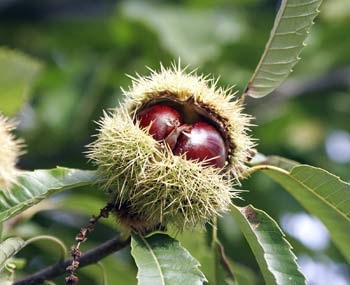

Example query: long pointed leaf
[0,168,97,222]
[244,0,323,98]
[231,204,306,285]
[131,233,207,285]
[262,164,350,262]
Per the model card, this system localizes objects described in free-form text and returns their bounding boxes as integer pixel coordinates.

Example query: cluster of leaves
[0,0,349,284]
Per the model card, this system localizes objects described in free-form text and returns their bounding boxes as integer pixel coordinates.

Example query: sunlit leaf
[231,204,306,285]
[262,164,350,262]
[0,168,97,222]
[244,0,323,98]
[131,233,207,285]
[0,237,25,272]
[0,47,42,115]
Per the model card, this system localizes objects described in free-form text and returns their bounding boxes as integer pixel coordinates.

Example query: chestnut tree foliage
[0,0,349,284]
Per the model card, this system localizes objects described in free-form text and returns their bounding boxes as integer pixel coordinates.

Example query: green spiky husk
[87,64,255,233]
[87,108,234,232]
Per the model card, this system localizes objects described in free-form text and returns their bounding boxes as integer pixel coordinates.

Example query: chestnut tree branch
[13,235,131,285]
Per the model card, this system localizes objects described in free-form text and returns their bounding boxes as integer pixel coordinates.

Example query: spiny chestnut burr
[137,105,227,168]
[87,64,255,233]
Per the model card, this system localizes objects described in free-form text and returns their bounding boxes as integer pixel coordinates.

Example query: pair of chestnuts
[137,104,226,168]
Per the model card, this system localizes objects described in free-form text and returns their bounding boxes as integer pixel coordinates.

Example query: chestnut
[173,122,226,168]
[137,104,181,142]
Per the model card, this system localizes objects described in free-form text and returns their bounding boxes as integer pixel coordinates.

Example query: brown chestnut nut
[137,105,181,142]
[173,122,226,168]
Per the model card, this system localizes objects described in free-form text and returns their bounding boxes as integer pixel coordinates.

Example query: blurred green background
[0,0,349,284]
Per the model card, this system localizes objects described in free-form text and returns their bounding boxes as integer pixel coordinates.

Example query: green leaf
[231,204,306,285]
[131,233,207,285]
[244,0,323,98]
[0,237,25,272]
[0,47,42,115]
[262,165,350,262]
[0,168,97,222]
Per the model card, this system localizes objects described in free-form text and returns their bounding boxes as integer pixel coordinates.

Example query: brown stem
[66,203,114,284]
[13,234,131,285]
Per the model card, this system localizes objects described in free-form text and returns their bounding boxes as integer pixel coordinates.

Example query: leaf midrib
[140,235,165,285]
[247,0,290,85]
[266,166,350,222]
[233,205,306,285]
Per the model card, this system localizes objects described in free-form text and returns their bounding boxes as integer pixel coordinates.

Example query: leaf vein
[282,12,318,19]
[287,0,320,8]
[141,236,165,285]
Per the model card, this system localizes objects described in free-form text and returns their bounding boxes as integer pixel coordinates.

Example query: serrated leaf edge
[139,234,165,285]
[233,205,306,285]
[244,0,323,98]
[277,165,350,221]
